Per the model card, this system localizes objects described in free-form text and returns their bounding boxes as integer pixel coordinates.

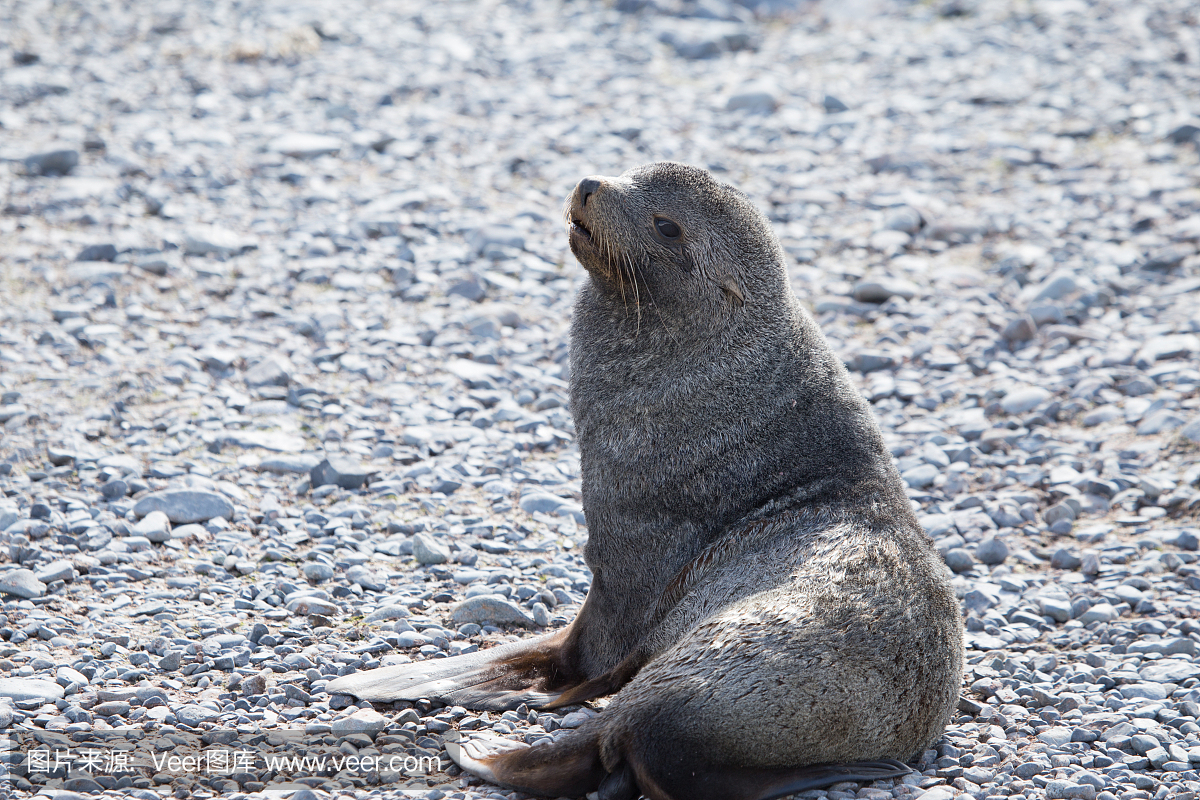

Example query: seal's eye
[654,218,681,239]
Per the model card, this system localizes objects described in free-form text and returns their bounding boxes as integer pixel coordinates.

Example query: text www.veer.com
[151,752,442,774]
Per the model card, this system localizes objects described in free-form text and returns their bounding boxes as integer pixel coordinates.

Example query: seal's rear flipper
[630,758,913,800]
[324,631,570,710]
[445,728,606,798]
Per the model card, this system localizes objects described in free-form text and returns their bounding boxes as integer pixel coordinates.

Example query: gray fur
[333,162,963,798]
[563,161,962,773]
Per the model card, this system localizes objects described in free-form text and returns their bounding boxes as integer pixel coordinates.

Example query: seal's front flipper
[634,758,913,800]
[325,631,570,710]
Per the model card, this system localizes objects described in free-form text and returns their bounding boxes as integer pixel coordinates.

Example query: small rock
[34,560,75,584]
[366,605,411,623]
[287,596,338,616]
[174,704,221,727]
[413,533,451,565]
[244,357,290,387]
[1032,273,1077,301]
[1001,315,1037,342]
[1043,502,1076,526]
[93,700,131,717]
[902,464,940,488]
[76,243,118,262]
[269,133,343,158]
[301,562,334,582]
[448,276,486,301]
[519,492,571,515]
[259,454,322,474]
[450,595,537,628]
[1050,548,1082,570]
[975,537,1009,565]
[133,510,171,543]
[184,225,253,257]
[1076,603,1117,625]
[1137,409,1186,436]
[310,457,371,489]
[24,149,79,176]
[852,278,917,304]
[0,678,64,704]
[241,670,270,695]
[0,569,46,598]
[944,548,976,573]
[346,565,386,592]
[1037,727,1074,747]
[1046,780,1097,800]
[134,490,234,524]
[823,94,849,113]
[331,707,387,734]
[726,90,778,114]
[1001,387,1050,415]
[882,206,924,234]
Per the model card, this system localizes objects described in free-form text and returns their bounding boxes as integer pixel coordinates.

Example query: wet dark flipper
[445,727,606,798]
[446,721,911,800]
[630,758,913,800]
[324,632,567,710]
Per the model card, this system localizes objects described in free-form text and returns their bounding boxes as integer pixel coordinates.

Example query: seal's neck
[566,282,903,673]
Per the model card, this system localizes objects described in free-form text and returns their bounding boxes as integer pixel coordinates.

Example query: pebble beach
[2,0,1200,798]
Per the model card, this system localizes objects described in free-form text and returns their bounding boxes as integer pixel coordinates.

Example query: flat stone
[1001,387,1050,415]
[1120,683,1169,701]
[93,700,131,717]
[221,431,307,452]
[330,707,387,735]
[0,569,46,598]
[301,562,334,582]
[1181,418,1200,444]
[1037,727,1074,746]
[132,510,171,542]
[1046,781,1096,800]
[258,454,323,474]
[269,133,343,158]
[975,537,1009,565]
[244,357,290,387]
[34,560,75,584]
[725,89,778,114]
[902,463,940,488]
[76,243,118,262]
[287,596,339,616]
[1137,409,1186,436]
[450,594,537,628]
[365,605,411,623]
[0,678,64,704]
[852,278,918,304]
[310,457,371,489]
[134,490,234,524]
[24,149,79,176]
[183,225,252,257]
[1076,603,1117,624]
[346,565,386,592]
[412,533,450,565]
[1002,316,1037,342]
[1140,661,1200,683]
[174,704,221,727]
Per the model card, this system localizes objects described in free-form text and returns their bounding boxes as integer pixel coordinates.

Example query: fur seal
[327,162,964,800]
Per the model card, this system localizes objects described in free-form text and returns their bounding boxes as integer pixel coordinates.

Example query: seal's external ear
[721,276,745,307]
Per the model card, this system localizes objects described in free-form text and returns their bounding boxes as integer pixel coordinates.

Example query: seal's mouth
[569,218,595,248]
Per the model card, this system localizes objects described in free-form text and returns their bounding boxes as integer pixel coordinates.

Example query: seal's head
[565,162,787,317]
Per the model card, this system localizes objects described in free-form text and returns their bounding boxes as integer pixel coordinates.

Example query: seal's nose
[577,177,602,207]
